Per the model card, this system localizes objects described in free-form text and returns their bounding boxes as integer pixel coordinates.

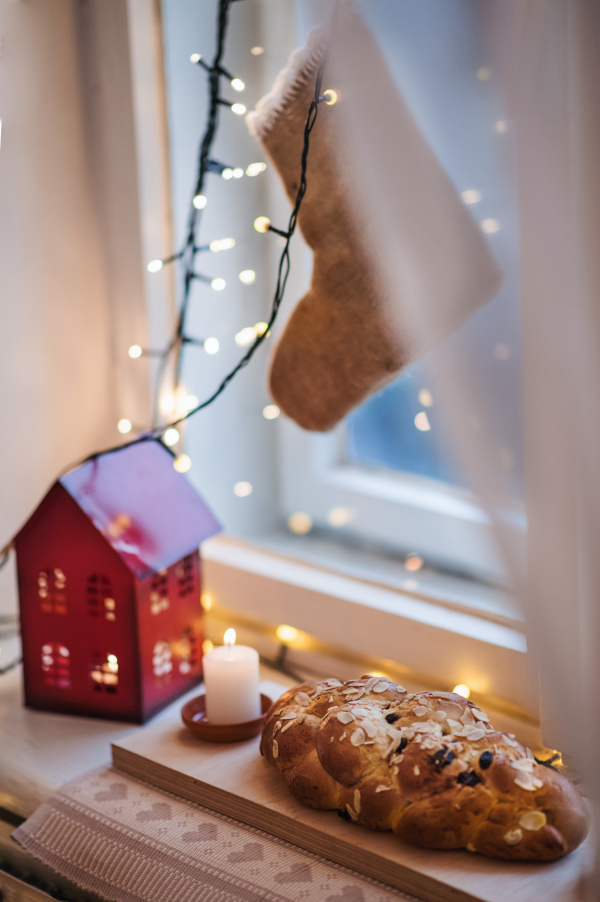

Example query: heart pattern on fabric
[326,887,365,902]
[181,823,218,843]
[274,863,313,884]
[227,842,265,863]
[136,803,172,822]
[94,783,128,803]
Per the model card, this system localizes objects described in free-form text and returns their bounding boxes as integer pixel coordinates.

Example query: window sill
[201,533,539,739]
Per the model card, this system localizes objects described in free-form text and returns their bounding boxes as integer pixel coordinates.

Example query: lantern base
[181,693,272,743]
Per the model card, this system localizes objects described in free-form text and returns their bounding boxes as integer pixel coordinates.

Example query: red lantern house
[13,440,220,722]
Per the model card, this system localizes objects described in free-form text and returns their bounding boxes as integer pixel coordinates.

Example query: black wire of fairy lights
[97,0,329,464]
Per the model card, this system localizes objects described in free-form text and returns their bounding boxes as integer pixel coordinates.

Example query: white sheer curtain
[0,0,152,555]
[320,0,600,891]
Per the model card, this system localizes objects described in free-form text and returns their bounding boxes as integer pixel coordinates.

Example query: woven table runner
[12,767,422,902]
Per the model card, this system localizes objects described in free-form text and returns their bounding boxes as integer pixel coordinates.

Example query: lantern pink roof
[53,440,221,579]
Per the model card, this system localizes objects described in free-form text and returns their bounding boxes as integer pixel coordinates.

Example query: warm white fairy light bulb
[239,269,255,284]
[288,512,313,534]
[190,53,201,64]
[263,404,280,420]
[232,168,244,179]
[193,194,207,209]
[246,162,266,177]
[231,78,245,92]
[323,89,338,105]
[235,327,256,347]
[231,103,246,116]
[453,684,471,699]
[163,428,180,446]
[222,168,233,180]
[186,394,198,410]
[204,337,219,354]
[254,322,268,335]
[128,345,142,358]
[251,46,264,55]
[481,218,500,234]
[147,259,163,273]
[415,412,431,431]
[173,454,192,473]
[211,278,226,291]
[461,189,481,205]
[210,238,235,252]
[254,216,270,233]
[117,419,132,434]
[234,481,252,497]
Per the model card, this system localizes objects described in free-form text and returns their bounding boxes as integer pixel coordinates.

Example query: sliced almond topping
[375,784,391,792]
[447,719,462,729]
[281,712,297,720]
[373,681,389,693]
[514,773,542,791]
[281,720,294,733]
[272,740,279,758]
[296,712,306,724]
[329,696,334,703]
[413,705,428,717]
[346,804,359,822]
[295,692,311,706]
[339,731,347,741]
[363,721,377,738]
[413,723,434,733]
[466,728,486,741]
[342,689,360,697]
[511,758,535,772]
[330,736,334,742]
[413,765,420,776]
[351,728,366,747]
[432,710,447,722]
[273,720,282,735]
[505,735,518,747]
[519,810,547,831]
[364,677,379,693]
[504,828,523,845]
[460,712,475,725]
[354,789,361,813]
[472,709,490,722]
[392,765,399,775]
[352,707,369,716]
[337,711,355,725]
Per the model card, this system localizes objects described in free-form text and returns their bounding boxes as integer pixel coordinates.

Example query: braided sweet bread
[260,676,589,861]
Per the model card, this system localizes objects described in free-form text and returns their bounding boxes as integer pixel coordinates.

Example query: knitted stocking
[247,7,501,432]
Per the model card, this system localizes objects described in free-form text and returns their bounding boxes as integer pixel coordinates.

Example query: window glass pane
[344,0,523,504]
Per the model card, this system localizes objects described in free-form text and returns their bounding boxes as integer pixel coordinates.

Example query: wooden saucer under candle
[181,693,273,743]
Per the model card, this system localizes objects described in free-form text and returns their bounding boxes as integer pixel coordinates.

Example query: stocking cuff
[246,26,327,140]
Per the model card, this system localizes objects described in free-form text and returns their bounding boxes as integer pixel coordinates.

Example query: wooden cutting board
[111,715,593,902]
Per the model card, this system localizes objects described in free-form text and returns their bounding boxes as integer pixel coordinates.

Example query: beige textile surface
[11,767,422,902]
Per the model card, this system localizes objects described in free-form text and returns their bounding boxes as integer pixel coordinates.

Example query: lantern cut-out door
[13,442,220,723]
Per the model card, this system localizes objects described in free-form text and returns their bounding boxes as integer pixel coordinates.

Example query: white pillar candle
[203,629,261,724]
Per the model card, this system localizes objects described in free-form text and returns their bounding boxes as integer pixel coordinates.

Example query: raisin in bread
[260,676,589,861]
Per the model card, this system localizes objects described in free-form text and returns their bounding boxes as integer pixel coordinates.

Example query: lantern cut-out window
[177,626,197,674]
[87,574,116,621]
[38,568,67,614]
[91,653,119,693]
[152,640,173,678]
[41,642,71,688]
[176,554,195,598]
[150,569,169,615]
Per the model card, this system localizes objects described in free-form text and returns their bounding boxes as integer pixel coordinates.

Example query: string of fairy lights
[106,0,334,475]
